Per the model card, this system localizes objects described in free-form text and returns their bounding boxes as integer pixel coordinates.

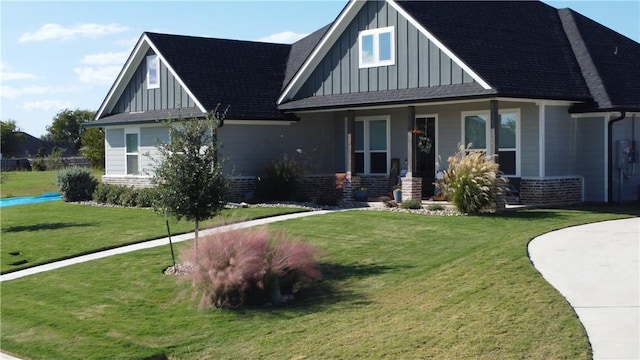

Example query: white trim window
[359,26,395,68]
[146,55,160,89]
[125,130,140,175]
[461,109,520,176]
[354,116,390,174]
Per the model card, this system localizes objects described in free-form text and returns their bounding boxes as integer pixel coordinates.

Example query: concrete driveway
[529,217,640,360]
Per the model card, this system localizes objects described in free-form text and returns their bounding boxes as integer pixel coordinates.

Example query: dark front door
[414,117,436,198]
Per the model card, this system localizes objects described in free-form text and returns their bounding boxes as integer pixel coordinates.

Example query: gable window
[146,55,160,89]
[354,116,390,174]
[462,110,520,176]
[359,26,395,68]
[125,131,139,175]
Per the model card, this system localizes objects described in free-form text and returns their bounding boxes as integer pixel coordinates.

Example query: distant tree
[152,107,229,258]
[0,120,24,158]
[43,109,95,149]
[81,128,105,169]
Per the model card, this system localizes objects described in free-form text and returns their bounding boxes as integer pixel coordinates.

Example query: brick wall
[520,177,583,205]
[102,175,153,188]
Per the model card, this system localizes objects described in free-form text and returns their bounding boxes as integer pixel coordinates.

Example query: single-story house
[88,0,640,204]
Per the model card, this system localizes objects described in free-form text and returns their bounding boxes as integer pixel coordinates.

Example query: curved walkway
[529,217,640,360]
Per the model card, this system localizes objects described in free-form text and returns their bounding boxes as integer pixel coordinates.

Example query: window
[146,55,159,89]
[125,132,139,175]
[462,110,520,176]
[359,26,395,68]
[354,117,389,174]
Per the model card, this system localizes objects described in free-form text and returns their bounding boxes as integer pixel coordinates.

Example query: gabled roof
[95,32,295,125]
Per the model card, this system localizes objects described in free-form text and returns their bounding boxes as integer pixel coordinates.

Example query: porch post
[347,110,356,176]
[490,100,499,156]
[407,106,415,175]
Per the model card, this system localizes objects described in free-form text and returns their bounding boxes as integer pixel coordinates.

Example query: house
[88,0,640,205]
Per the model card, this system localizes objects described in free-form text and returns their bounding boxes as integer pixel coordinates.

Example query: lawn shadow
[492,203,640,220]
[2,222,96,233]
[234,261,411,317]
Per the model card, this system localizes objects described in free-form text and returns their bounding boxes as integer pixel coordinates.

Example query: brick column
[401,176,422,201]
[343,175,362,204]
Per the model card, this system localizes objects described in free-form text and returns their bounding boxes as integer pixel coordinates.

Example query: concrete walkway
[0,210,332,283]
[529,217,640,360]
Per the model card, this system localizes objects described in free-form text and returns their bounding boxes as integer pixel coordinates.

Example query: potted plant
[393,186,402,203]
[354,187,368,202]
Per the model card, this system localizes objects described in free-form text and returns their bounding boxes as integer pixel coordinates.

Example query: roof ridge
[557,8,611,109]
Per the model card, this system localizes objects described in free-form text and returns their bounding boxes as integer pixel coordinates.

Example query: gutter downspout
[607,111,626,203]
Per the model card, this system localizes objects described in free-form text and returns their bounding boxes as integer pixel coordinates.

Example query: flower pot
[354,189,368,202]
[393,189,402,203]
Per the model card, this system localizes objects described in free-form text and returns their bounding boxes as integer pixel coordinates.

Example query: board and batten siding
[111,49,198,115]
[576,116,605,202]
[294,0,474,100]
[105,128,125,175]
[545,106,578,176]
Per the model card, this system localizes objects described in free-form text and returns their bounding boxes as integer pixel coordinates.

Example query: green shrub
[56,167,98,202]
[106,185,127,205]
[118,187,138,207]
[184,228,322,309]
[136,187,157,208]
[443,144,506,214]
[400,199,423,209]
[92,183,112,203]
[426,204,446,211]
[255,154,306,201]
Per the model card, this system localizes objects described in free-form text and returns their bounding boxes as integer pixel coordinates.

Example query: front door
[414,117,436,198]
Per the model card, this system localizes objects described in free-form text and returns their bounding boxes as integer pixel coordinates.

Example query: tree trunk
[193,219,199,260]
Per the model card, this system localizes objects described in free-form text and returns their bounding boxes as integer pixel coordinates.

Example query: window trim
[146,55,160,89]
[358,26,395,69]
[460,109,521,176]
[125,129,140,175]
[348,115,391,175]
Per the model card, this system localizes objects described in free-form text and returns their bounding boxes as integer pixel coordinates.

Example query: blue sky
[1,1,639,138]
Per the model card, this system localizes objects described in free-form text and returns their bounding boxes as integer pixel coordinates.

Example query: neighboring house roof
[10,132,77,158]
[93,0,640,127]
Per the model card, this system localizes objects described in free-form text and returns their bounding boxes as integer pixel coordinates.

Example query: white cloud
[81,51,129,65]
[74,65,122,85]
[1,85,51,99]
[21,100,71,111]
[19,23,129,43]
[257,31,308,44]
[0,61,37,81]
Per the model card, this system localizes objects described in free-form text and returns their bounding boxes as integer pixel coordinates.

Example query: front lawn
[1,206,637,359]
[0,170,104,198]
[0,201,308,273]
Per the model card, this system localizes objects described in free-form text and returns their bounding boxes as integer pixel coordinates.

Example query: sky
[1,1,639,138]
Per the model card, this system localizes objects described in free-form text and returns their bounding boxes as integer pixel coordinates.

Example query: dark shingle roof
[145,32,293,121]
[560,9,640,111]
[393,0,592,101]
[283,23,333,90]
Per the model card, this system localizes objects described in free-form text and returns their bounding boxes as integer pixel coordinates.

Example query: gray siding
[218,115,338,177]
[519,103,540,177]
[140,127,170,176]
[105,128,125,175]
[611,116,640,202]
[545,106,577,176]
[576,117,605,202]
[294,0,473,100]
[111,49,198,114]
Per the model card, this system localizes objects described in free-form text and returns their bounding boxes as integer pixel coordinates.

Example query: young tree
[43,109,95,149]
[81,127,105,169]
[152,108,228,258]
[0,120,24,157]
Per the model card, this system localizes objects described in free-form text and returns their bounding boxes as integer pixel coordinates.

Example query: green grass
[0,170,104,198]
[2,205,638,359]
[1,201,308,273]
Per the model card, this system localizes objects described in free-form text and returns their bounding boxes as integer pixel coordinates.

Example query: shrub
[106,185,127,205]
[183,228,322,309]
[136,187,157,208]
[118,187,138,207]
[443,144,507,214]
[400,199,423,210]
[255,154,306,201]
[426,204,446,211]
[92,183,113,203]
[56,166,98,202]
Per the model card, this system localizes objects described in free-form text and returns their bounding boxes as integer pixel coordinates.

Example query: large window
[146,55,159,89]
[462,110,519,176]
[359,26,395,68]
[354,117,389,174]
[125,132,139,175]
